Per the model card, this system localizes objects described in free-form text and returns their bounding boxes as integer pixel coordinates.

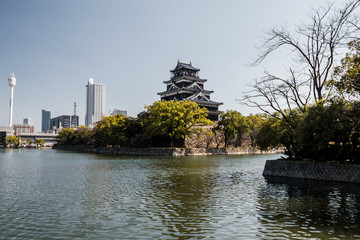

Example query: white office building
[85,78,106,127]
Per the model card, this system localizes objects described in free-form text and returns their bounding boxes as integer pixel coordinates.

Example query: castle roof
[158,87,214,97]
[186,92,223,106]
[170,61,199,72]
[163,75,207,84]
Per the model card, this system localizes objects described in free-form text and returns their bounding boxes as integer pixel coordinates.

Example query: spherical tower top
[8,72,16,87]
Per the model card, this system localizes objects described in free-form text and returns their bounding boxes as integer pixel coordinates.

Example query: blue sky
[0,0,341,131]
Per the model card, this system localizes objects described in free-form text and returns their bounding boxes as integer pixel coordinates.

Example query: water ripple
[0,150,360,239]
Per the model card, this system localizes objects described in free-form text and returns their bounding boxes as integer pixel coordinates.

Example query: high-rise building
[85,78,105,127]
[23,117,33,126]
[42,110,51,132]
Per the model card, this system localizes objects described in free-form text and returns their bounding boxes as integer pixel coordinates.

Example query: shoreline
[53,145,283,156]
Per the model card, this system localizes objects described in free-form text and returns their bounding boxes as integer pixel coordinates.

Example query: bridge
[17,133,58,147]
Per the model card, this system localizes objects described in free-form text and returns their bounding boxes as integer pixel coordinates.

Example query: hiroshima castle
[158,61,222,121]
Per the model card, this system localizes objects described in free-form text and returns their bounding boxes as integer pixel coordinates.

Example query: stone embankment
[53,145,282,156]
[263,160,360,183]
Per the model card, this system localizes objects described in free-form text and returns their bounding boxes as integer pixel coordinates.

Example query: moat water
[0,149,360,239]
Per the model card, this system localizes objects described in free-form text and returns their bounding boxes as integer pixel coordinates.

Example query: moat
[1,149,359,239]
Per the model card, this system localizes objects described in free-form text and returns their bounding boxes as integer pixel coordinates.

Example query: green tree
[246,114,264,148]
[73,126,94,145]
[256,109,304,158]
[58,126,94,145]
[35,139,45,148]
[144,100,213,147]
[256,115,282,151]
[26,138,33,146]
[217,111,249,147]
[296,101,360,162]
[4,136,19,148]
[58,128,76,145]
[333,40,360,98]
[93,114,131,147]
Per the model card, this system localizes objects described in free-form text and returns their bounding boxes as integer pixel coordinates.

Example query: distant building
[111,109,127,116]
[158,61,222,121]
[23,117,34,126]
[13,124,34,135]
[51,115,70,130]
[0,126,13,145]
[85,78,105,127]
[42,110,51,132]
[71,115,79,128]
[50,115,79,131]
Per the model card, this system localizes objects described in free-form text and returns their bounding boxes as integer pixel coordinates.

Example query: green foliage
[296,101,360,162]
[73,126,94,145]
[256,109,304,158]
[58,126,94,146]
[217,110,249,147]
[257,101,360,162]
[333,40,360,97]
[56,101,213,148]
[4,136,19,148]
[246,114,264,148]
[35,139,45,148]
[93,115,131,147]
[256,116,282,151]
[58,128,76,145]
[144,100,213,147]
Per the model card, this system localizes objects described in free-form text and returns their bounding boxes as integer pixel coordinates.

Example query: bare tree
[243,1,360,117]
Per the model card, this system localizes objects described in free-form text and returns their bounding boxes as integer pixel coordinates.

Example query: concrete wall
[263,160,360,184]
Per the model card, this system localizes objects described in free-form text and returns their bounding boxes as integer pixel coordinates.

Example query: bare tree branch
[244,1,360,116]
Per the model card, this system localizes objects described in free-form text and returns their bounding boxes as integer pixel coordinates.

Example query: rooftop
[171,61,200,72]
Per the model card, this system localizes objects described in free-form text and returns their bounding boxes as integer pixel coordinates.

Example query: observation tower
[8,72,16,127]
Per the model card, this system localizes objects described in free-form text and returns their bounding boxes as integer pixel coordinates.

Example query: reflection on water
[0,149,360,239]
[257,176,360,239]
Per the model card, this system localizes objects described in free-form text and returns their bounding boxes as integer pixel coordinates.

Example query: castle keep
[158,61,222,121]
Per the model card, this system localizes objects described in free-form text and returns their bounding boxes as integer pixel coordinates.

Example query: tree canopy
[144,100,213,147]
[333,40,360,99]
[93,115,131,147]
[217,111,249,147]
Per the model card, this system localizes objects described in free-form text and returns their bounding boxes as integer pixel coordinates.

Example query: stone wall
[54,145,281,156]
[184,126,252,148]
[263,160,360,183]
[185,125,225,148]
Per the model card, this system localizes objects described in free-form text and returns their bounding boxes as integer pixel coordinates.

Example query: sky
[0,0,347,131]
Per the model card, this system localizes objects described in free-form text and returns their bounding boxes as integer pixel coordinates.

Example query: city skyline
[0,0,348,131]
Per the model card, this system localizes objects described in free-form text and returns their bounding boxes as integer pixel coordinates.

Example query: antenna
[73,102,77,116]
[71,102,78,128]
